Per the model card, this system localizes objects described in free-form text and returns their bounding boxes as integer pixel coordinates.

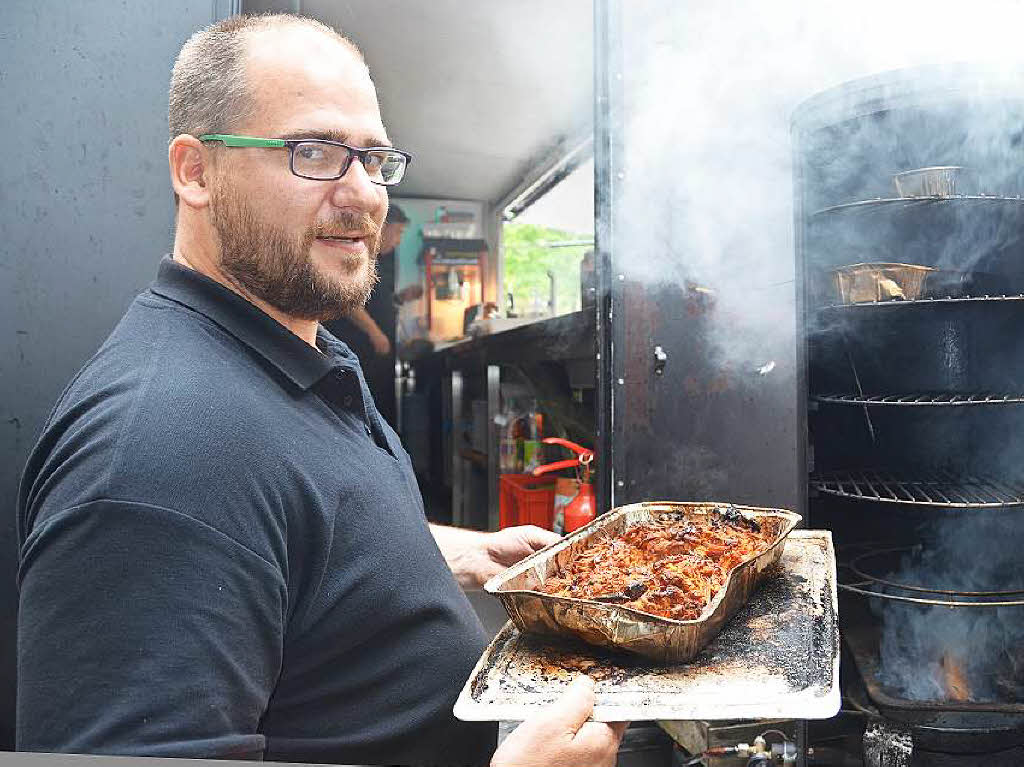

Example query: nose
[329,155,386,215]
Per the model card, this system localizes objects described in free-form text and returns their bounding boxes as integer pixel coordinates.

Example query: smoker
[793,66,1024,766]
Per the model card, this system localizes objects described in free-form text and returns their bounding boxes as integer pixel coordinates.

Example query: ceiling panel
[242,0,593,203]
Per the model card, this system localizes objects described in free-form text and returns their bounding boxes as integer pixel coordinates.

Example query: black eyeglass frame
[198,133,412,186]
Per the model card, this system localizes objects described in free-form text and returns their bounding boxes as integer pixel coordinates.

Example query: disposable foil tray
[454,530,839,722]
[483,501,801,663]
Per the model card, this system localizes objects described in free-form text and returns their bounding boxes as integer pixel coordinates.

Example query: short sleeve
[17,499,286,759]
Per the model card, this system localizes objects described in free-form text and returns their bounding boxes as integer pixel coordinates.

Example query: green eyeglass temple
[199,134,287,148]
[197,133,411,185]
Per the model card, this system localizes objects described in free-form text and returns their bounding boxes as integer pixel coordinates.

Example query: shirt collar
[149,256,358,391]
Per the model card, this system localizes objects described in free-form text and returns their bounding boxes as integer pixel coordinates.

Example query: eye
[362,152,385,173]
[297,144,326,162]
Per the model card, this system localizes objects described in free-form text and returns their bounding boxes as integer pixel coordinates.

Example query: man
[326,204,420,427]
[16,14,625,767]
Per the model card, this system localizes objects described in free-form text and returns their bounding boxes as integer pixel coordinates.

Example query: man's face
[207,27,390,322]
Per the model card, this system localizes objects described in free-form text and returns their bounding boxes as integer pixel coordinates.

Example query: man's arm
[346,306,390,356]
[17,499,285,757]
[429,523,560,589]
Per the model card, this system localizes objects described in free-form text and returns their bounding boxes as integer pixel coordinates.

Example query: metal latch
[653,344,668,376]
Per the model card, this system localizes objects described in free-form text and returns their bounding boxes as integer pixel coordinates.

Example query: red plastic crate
[498,474,555,530]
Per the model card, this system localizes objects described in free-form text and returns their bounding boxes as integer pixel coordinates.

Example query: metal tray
[483,501,801,663]
[454,530,840,722]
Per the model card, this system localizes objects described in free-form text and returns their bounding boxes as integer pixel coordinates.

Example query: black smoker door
[595,0,804,516]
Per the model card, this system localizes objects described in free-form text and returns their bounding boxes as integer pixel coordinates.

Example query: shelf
[818,294,1024,312]
[814,392,1024,407]
[811,470,1024,508]
[810,195,1024,219]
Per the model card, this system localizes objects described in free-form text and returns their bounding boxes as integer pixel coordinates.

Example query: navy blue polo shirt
[17,257,496,765]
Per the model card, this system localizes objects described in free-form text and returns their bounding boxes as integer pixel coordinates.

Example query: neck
[172,226,320,349]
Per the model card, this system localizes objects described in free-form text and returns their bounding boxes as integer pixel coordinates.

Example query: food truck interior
[3,1,1024,765]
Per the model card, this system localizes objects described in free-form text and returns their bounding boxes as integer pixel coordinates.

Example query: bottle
[522,400,544,473]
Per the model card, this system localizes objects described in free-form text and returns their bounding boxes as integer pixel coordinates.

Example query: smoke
[875,515,1024,702]
[602,0,1024,696]
[608,0,1024,373]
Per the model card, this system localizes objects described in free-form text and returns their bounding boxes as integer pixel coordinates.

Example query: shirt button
[365,424,372,436]
[343,395,353,407]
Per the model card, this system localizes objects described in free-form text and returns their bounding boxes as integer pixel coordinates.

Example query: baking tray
[483,501,802,663]
[454,530,840,722]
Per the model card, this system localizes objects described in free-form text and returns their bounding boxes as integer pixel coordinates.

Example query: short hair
[385,204,409,225]
[168,13,364,144]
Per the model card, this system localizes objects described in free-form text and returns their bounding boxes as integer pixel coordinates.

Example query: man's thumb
[544,676,596,733]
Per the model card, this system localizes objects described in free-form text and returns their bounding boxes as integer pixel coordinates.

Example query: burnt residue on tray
[457,533,839,722]
[696,566,823,691]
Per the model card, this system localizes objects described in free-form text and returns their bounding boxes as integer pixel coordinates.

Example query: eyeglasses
[198,133,411,186]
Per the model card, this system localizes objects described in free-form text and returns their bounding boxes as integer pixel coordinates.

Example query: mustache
[311,211,382,239]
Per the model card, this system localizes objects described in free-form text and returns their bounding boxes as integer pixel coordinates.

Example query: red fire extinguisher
[532,437,595,534]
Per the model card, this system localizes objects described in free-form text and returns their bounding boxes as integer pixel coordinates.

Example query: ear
[168,134,212,210]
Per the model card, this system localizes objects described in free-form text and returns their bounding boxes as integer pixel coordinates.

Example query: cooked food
[536,508,776,620]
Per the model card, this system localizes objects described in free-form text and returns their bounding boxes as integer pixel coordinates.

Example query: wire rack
[812,470,1024,508]
[838,545,1024,607]
[811,194,1024,219]
[815,392,1024,406]
[818,294,1024,312]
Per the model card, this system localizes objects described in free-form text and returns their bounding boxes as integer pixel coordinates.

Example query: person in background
[16,13,626,767]
[326,203,421,427]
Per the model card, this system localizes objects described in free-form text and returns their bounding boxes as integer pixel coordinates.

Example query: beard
[209,181,382,322]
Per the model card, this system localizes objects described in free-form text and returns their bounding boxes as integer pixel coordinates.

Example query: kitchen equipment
[794,68,1024,765]
[531,437,595,533]
[454,530,839,722]
[893,166,976,197]
[484,501,801,662]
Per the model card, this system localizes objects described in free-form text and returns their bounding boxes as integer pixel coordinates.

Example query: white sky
[514,157,595,235]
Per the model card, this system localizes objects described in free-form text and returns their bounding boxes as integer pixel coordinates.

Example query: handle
[532,459,579,477]
[542,437,592,456]
[532,438,595,481]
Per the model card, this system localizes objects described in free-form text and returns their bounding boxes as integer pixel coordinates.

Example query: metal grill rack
[838,545,1024,608]
[811,195,1024,219]
[812,470,1024,508]
[815,393,1024,406]
[819,294,1024,312]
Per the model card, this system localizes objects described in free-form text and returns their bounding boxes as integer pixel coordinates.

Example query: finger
[543,676,596,735]
[607,721,630,739]
[520,525,561,550]
[571,720,629,765]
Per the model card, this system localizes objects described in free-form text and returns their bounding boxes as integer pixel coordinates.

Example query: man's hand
[368,327,391,356]
[491,677,628,767]
[483,525,560,583]
[429,524,560,589]
[397,284,424,303]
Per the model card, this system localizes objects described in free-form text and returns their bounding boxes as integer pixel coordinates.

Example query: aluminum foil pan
[456,530,839,722]
[893,166,976,197]
[484,501,801,663]
[832,262,936,304]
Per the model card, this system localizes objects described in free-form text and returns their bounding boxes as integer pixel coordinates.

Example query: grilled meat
[537,510,774,620]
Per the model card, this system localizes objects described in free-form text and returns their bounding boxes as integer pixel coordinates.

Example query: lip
[315,235,369,255]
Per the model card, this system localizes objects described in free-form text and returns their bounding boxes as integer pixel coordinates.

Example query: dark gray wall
[0,0,238,747]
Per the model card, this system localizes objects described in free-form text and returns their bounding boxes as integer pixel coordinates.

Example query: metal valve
[687,732,800,766]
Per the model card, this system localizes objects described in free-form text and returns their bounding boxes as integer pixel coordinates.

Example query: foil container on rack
[484,501,802,663]
[832,262,936,304]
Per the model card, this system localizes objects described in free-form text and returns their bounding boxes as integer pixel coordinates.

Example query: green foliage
[502,222,591,316]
